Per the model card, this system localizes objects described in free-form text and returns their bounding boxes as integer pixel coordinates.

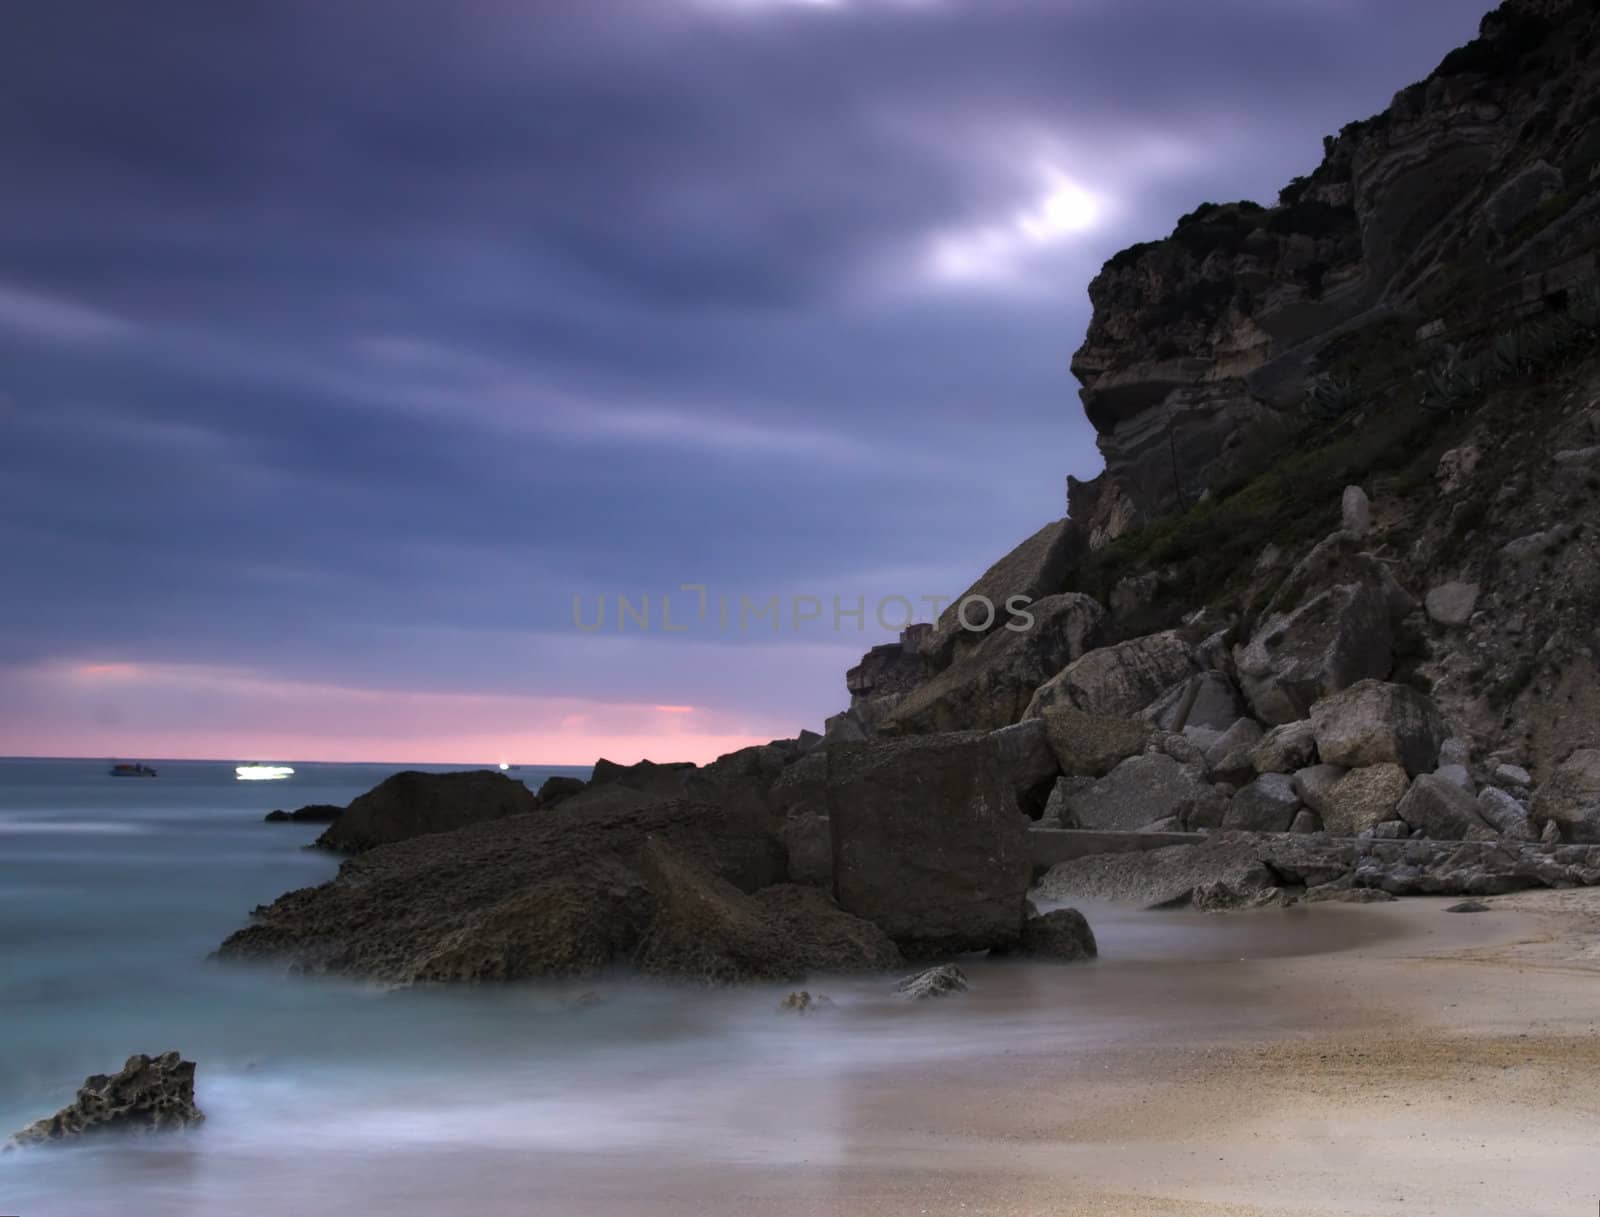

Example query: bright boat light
[236,764,295,782]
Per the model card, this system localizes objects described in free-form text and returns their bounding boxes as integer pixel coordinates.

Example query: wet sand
[9,893,1599,1217]
[528,893,1600,1217]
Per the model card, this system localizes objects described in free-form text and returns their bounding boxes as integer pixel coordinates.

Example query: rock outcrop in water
[315,769,537,852]
[7,1052,203,1149]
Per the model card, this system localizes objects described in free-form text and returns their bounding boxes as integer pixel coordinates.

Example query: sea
[0,756,1398,1217]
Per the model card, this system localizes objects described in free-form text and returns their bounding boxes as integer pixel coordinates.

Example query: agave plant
[1419,342,1483,411]
[1302,370,1360,421]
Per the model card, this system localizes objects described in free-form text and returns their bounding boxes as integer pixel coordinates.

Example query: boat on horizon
[235,763,295,782]
[109,763,158,778]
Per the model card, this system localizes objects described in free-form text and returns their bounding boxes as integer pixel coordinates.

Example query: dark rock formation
[1058,753,1212,832]
[315,770,537,852]
[1039,706,1153,778]
[1310,681,1449,776]
[1531,748,1600,841]
[535,775,588,808]
[1072,0,1600,534]
[1025,630,1199,720]
[1016,908,1098,961]
[894,964,969,1000]
[218,798,806,984]
[263,804,342,824]
[827,733,1031,956]
[7,1053,203,1148]
[882,593,1104,734]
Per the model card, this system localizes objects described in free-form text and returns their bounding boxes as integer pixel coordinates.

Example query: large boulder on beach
[1059,753,1212,831]
[1531,749,1600,843]
[632,846,900,984]
[1222,773,1301,832]
[315,770,537,852]
[1320,764,1410,837]
[827,733,1031,956]
[219,798,796,984]
[1039,706,1152,777]
[1032,838,1277,908]
[885,594,1105,734]
[7,1052,203,1148]
[1309,680,1449,777]
[1024,630,1199,720]
[1016,908,1098,961]
[1396,774,1497,841]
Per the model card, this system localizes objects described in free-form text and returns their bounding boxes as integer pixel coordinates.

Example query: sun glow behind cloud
[927,166,1104,287]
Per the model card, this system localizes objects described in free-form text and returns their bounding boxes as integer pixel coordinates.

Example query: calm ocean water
[0,757,1396,1216]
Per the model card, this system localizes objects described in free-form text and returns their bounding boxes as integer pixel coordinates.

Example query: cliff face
[1072,0,1600,539]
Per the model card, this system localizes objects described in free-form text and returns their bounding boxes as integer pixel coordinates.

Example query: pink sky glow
[0,660,783,766]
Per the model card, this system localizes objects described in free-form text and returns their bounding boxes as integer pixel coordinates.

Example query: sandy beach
[521,893,1600,1217]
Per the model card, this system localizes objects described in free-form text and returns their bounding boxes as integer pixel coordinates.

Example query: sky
[0,0,1490,765]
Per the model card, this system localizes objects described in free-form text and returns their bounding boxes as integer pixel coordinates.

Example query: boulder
[1424,582,1479,628]
[1289,809,1322,834]
[779,813,832,886]
[895,964,969,1000]
[1475,788,1536,841]
[1016,908,1098,961]
[535,776,588,808]
[1434,764,1474,794]
[1341,485,1371,537]
[1251,720,1319,774]
[1059,753,1213,832]
[751,884,903,975]
[769,749,828,818]
[1492,764,1533,791]
[315,770,537,852]
[1204,717,1265,783]
[988,717,1061,816]
[1309,680,1449,777]
[828,733,1031,955]
[218,798,790,984]
[1233,534,1408,724]
[8,1053,203,1148]
[632,843,810,985]
[922,519,1080,669]
[884,594,1105,734]
[263,804,342,824]
[1193,881,1290,912]
[1321,764,1409,838]
[1141,671,1244,734]
[1396,774,1497,841]
[1222,774,1301,832]
[1024,630,1199,721]
[1032,838,1278,908]
[634,850,902,985]
[1291,763,1349,820]
[1039,706,1153,778]
[1531,749,1600,843]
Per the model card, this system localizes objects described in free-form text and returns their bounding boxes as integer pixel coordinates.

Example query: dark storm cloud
[0,0,1491,748]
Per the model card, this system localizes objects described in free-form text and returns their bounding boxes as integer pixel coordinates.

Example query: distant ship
[235,763,294,782]
[109,763,158,778]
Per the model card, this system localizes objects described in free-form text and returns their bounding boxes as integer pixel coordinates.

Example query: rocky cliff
[1071,0,1600,539]
[838,0,1600,794]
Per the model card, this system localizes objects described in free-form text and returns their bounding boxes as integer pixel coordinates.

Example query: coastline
[550,894,1597,1217]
